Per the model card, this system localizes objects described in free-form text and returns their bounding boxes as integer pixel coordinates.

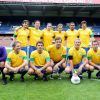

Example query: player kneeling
[3,41,28,84]
[47,37,66,79]
[87,40,100,79]
[65,38,93,79]
[28,41,52,81]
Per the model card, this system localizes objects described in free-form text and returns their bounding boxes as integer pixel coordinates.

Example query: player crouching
[28,41,52,81]
[65,38,94,79]
[3,41,28,84]
[47,37,66,79]
[87,40,100,79]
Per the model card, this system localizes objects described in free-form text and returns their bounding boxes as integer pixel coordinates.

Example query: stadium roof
[0,2,100,18]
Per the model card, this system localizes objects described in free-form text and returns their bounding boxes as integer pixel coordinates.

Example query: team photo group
[0,20,100,85]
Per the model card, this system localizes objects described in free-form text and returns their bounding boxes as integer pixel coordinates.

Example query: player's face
[70,23,75,30]
[92,42,98,50]
[47,24,52,30]
[81,23,87,28]
[22,22,29,28]
[34,21,40,29]
[55,39,62,48]
[37,43,44,51]
[14,43,21,52]
[74,39,81,48]
[57,26,63,32]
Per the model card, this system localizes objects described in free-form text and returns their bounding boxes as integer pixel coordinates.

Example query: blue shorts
[29,46,37,57]
[67,62,87,73]
[21,46,28,53]
[67,62,83,69]
[83,47,90,53]
[35,66,46,74]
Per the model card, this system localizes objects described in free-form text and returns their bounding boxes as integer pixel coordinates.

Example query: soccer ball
[71,73,80,84]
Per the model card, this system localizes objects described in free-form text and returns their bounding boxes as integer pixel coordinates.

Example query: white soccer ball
[71,74,80,84]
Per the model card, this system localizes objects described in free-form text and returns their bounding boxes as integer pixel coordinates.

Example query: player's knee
[0,62,5,67]
[25,66,29,71]
[46,67,52,73]
[62,62,66,68]
[28,68,34,75]
[65,67,71,74]
[3,68,8,74]
[50,60,54,67]
[89,66,94,71]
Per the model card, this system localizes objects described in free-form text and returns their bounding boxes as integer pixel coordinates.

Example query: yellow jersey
[30,50,50,66]
[14,27,30,47]
[6,50,27,67]
[41,29,54,48]
[66,29,78,48]
[68,47,86,65]
[47,45,66,62]
[87,48,100,64]
[29,27,42,46]
[53,31,66,46]
[78,28,92,48]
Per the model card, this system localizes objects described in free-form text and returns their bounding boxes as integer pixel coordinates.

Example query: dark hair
[55,37,62,42]
[57,23,63,28]
[81,20,87,25]
[36,40,44,46]
[34,20,40,23]
[69,22,75,25]
[22,20,29,24]
[12,41,20,48]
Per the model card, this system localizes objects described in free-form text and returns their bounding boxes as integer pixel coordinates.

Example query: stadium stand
[0,1,100,46]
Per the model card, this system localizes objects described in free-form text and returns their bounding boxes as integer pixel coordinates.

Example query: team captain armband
[68,55,73,60]
[30,58,34,62]
[23,56,28,60]
[6,58,11,62]
[46,57,50,61]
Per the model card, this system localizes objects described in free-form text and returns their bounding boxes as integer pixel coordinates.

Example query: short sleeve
[87,50,92,60]
[6,53,11,62]
[64,31,67,39]
[62,47,66,58]
[30,52,35,62]
[45,52,50,62]
[82,49,86,58]
[22,51,27,60]
[68,49,73,56]
[40,31,44,39]
[89,29,93,37]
